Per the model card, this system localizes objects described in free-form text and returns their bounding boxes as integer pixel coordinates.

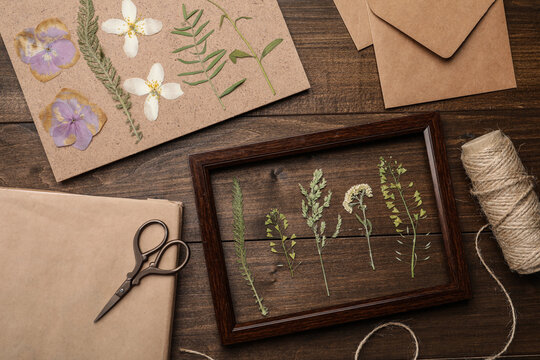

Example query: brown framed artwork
[189,112,470,345]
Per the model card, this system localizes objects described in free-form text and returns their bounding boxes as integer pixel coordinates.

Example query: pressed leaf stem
[187,18,225,110]
[77,0,142,143]
[355,210,375,270]
[387,160,417,278]
[238,247,267,315]
[314,232,330,296]
[206,0,276,95]
[274,225,294,277]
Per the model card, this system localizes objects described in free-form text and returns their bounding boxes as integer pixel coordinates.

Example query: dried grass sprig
[299,169,342,296]
[232,178,268,316]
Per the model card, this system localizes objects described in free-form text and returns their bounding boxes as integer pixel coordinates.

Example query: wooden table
[1,0,539,358]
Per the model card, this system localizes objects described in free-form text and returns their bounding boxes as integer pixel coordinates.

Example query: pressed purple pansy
[14,18,80,82]
[40,89,107,151]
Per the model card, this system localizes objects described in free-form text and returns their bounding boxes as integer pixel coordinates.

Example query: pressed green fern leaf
[232,178,268,316]
[173,5,245,111]
[77,0,143,143]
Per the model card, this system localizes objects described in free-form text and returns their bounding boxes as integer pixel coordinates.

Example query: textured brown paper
[333,0,372,51]
[0,188,182,360]
[367,0,516,108]
[0,0,310,181]
[368,0,516,108]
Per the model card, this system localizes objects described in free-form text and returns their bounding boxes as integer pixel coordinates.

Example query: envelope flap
[367,0,496,58]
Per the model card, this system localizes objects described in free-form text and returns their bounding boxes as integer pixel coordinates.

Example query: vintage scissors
[94,219,190,323]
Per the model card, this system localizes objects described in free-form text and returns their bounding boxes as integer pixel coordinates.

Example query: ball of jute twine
[180,131,537,360]
[462,130,540,274]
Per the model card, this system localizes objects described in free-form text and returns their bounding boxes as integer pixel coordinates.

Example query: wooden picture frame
[189,112,470,345]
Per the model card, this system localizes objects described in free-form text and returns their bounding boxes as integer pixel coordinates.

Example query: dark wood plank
[171,233,540,359]
[1,111,538,239]
[0,36,29,123]
[1,0,539,123]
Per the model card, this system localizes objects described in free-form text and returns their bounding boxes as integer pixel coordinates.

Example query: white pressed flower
[354,183,373,198]
[101,0,162,58]
[342,199,353,214]
[123,63,183,121]
[343,184,373,213]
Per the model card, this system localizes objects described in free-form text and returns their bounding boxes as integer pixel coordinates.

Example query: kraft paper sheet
[0,0,310,181]
[333,0,372,51]
[0,188,182,360]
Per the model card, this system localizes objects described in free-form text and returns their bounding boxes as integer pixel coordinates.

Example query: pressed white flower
[342,198,353,214]
[123,63,183,121]
[101,0,162,58]
[343,183,376,270]
[343,184,373,213]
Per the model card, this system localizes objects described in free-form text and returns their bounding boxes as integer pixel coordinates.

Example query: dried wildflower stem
[77,0,143,143]
[355,207,374,270]
[232,178,268,316]
[389,166,418,277]
[344,184,375,271]
[379,157,428,278]
[300,169,342,296]
[267,209,299,277]
[206,0,276,95]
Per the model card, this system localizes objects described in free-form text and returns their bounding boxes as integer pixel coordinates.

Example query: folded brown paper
[0,188,182,360]
[366,0,516,108]
[333,0,372,51]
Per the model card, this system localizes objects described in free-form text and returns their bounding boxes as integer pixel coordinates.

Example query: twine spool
[461,130,540,274]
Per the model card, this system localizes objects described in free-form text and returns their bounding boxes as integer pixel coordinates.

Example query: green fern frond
[77,0,143,143]
[232,178,268,316]
[173,4,245,110]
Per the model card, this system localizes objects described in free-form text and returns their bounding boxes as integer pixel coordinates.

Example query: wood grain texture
[0,0,539,356]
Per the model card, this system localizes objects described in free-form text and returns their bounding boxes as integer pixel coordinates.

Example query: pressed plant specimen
[232,178,268,316]
[299,169,342,296]
[206,0,283,95]
[343,184,376,270]
[378,156,431,278]
[173,5,246,110]
[266,208,300,278]
[77,0,143,143]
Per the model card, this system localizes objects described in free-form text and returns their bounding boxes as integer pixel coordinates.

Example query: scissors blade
[94,293,122,323]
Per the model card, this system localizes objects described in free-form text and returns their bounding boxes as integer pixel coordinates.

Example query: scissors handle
[132,240,190,285]
[129,220,169,278]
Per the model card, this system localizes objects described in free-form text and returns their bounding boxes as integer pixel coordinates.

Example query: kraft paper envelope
[0,0,309,181]
[333,0,372,50]
[0,188,182,360]
[366,0,516,108]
